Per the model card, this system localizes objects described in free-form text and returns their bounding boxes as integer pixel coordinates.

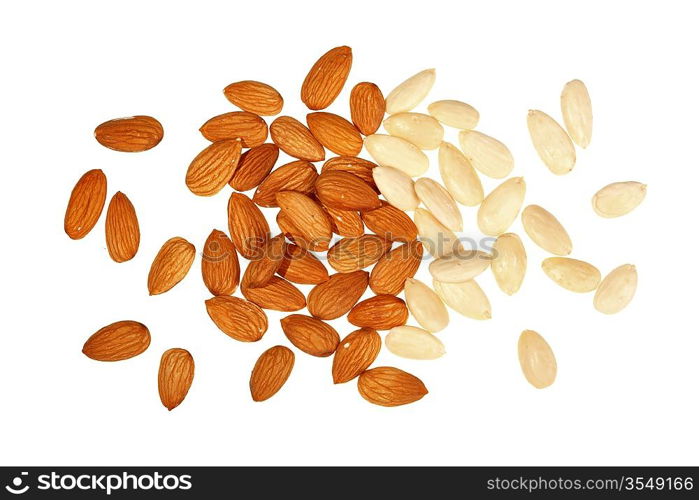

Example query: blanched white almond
[542,257,600,293]
[438,142,483,207]
[428,250,492,283]
[403,278,449,332]
[593,264,637,314]
[592,181,647,218]
[428,100,479,129]
[458,130,514,179]
[385,69,436,114]
[561,79,592,148]
[477,177,526,236]
[383,112,444,150]
[385,325,446,360]
[433,279,491,320]
[413,208,461,258]
[372,166,420,211]
[364,134,429,176]
[518,330,557,389]
[527,110,576,175]
[521,205,572,256]
[414,178,463,231]
[491,233,527,295]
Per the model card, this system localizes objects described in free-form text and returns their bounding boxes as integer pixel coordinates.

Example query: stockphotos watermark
[4,471,192,495]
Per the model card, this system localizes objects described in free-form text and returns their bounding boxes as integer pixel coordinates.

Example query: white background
[1,0,697,466]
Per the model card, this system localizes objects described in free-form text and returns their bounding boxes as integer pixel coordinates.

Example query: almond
[94,116,163,152]
[385,326,445,360]
[105,191,140,262]
[403,278,449,332]
[542,257,601,293]
[322,156,378,190]
[385,69,436,114]
[438,142,484,207]
[414,178,463,231]
[527,110,576,175]
[592,181,647,218]
[361,202,418,242]
[428,250,492,283]
[270,115,325,161]
[370,240,423,295]
[82,320,150,361]
[158,348,194,411]
[561,79,592,148]
[315,170,381,211]
[276,191,332,252]
[276,211,306,247]
[147,237,196,295]
[201,229,240,296]
[253,160,318,207]
[478,177,526,236]
[332,327,381,383]
[413,208,461,258]
[241,276,306,312]
[518,330,557,389]
[323,205,364,237]
[301,45,352,110]
[277,243,329,285]
[200,111,268,147]
[372,166,419,211]
[433,279,492,320]
[347,295,408,330]
[491,233,527,295]
[229,143,279,191]
[280,314,340,357]
[383,112,444,150]
[223,80,284,116]
[428,100,480,130]
[327,234,391,273]
[250,345,295,401]
[186,139,242,196]
[358,367,428,406]
[205,296,268,341]
[227,192,270,259]
[521,205,572,256]
[307,270,369,320]
[458,130,514,179]
[350,82,385,135]
[364,134,429,176]
[593,264,637,314]
[64,169,107,240]
[306,112,362,156]
[241,234,286,288]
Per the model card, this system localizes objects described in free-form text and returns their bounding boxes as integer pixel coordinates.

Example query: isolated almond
[521,205,572,256]
[158,348,195,411]
[227,192,270,259]
[223,80,284,116]
[306,112,362,156]
[438,142,484,207]
[428,100,480,130]
[428,250,492,283]
[277,243,329,285]
[593,264,637,314]
[323,205,364,237]
[372,166,419,211]
[433,279,492,320]
[280,315,340,357]
[592,181,647,218]
[542,257,601,293]
[83,320,150,361]
[383,112,444,150]
[229,143,279,191]
[348,295,409,330]
[518,330,557,389]
[364,134,429,176]
[322,156,378,190]
[414,178,463,231]
[403,278,449,332]
[94,115,163,152]
[205,296,268,341]
[105,191,140,262]
[458,130,514,179]
[478,177,526,236]
[350,82,385,135]
[315,170,381,211]
[385,69,436,114]
[308,271,369,320]
[186,139,242,196]
[527,110,576,175]
[358,367,428,406]
[332,328,381,383]
[385,326,445,360]
[201,229,240,296]
[250,346,295,401]
[301,45,352,110]
[361,202,418,242]
[327,234,391,273]
[242,234,286,288]
[561,79,592,148]
[370,240,423,295]
[147,237,196,295]
[276,191,332,252]
[200,111,268,147]
[413,208,461,258]
[269,115,325,161]
[64,169,107,240]
[491,233,527,295]
[253,160,318,207]
[241,276,306,312]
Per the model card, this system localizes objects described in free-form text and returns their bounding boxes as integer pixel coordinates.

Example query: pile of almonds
[66,45,646,410]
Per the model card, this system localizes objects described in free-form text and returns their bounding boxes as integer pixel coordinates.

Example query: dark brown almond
[280,314,340,357]
[358,367,428,407]
[105,191,140,262]
[201,229,240,296]
[94,116,163,152]
[306,112,362,156]
[200,112,268,147]
[277,243,329,285]
[186,139,242,196]
[348,295,409,330]
[331,327,381,383]
[370,240,424,295]
[229,143,279,191]
[64,169,107,240]
[350,82,385,135]
[242,276,306,312]
[276,191,332,252]
[223,80,284,116]
[307,270,369,320]
[252,160,318,207]
[158,348,195,411]
[322,156,379,191]
[227,192,270,259]
[327,235,391,273]
[147,237,196,295]
[269,116,325,161]
[301,46,353,110]
[242,234,286,288]
[205,296,268,342]
[82,320,150,361]
[315,170,381,211]
[361,201,419,242]
[250,346,295,401]
[323,205,364,237]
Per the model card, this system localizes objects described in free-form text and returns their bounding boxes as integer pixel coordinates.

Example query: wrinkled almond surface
[227,192,270,259]
[276,191,332,252]
[358,367,428,406]
[350,82,385,135]
[327,234,391,273]
[205,296,268,342]
[186,139,242,196]
[361,202,418,242]
[307,112,362,156]
[201,229,240,296]
[250,345,295,401]
[270,116,325,161]
[200,111,268,147]
[281,314,340,357]
[83,320,151,361]
[301,46,353,110]
[158,348,195,411]
[94,116,163,152]
[224,80,284,116]
[229,143,279,191]
[242,276,306,312]
[308,271,369,320]
[105,191,140,263]
[347,295,409,330]
[332,327,381,384]
[64,169,107,240]
[315,170,381,211]
[253,160,318,207]
[277,243,329,285]
[147,237,196,295]
[370,240,423,295]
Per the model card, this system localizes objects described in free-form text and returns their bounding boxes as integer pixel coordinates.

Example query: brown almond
[250,346,295,402]
[147,237,196,295]
[361,202,418,242]
[276,191,332,252]
[200,111,268,147]
[322,156,379,191]
[369,240,423,295]
[301,45,352,110]
[186,139,242,196]
[323,205,364,237]
[276,211,306,247]
[242,276,306,312]
[158,348,195,411]
[332,327,381,383]
[348,295,409,330]
[253,160,318,207]
[205,296,268,342]
[64,169,107,240]
[327,234,391,273]
[94,115,163,152]
[105,191,140,263]
[82,320,150,361]
[315,170,381,211]
[201,229,240,296]
[307,112,362,156]
[280,314,340,357]
[241,234,286,288]
[229,143,279,191]
[269,116,325,161]
[307,270,369,320]
[223,80,284,116]
[358,367,428,407]
[350,82,385,135]
[227,192,270,259]
[277,243,329,285]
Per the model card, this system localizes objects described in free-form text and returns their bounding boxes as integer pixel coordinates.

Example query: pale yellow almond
[477,177,526,236]
[593,264,637,314]
[364,134,429,177]
[527,110,576,175]
[385,69,436,114]
[372,166,419,211]
[432,279,491,320]
[385,325,445,360]
[428,100,479,130]
[458,130,514,179]
[403,278,449,332]
[438,142,483,207]
[383,112,444,150]
[592,181,647,218]
[428,250,492,283]
[542,257,601,293]
[521,205,572,256]
[561,79,592,148]
[414,178,463,232]
[491,233,527,295]
[413,208,461,258]
[518,330,557,389]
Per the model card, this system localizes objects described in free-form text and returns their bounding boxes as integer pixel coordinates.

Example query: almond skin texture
[105,191,140,262]
[201,229,240,296]
[229,143,279,191]
[276,191,332,252]
[186,139,242,196]
[277,243,329,285]
[94,116,163,152]
[83,321,150,361]
[308,271,369,320]
[241,276,306,312]
[593,264,638,314]
[518,330,557,389]
[253,160,318,207]
[250,346,295,402]
[280,314,340,357]
[205,296,268,342]
[527,110,576,175]
[358,367,428,407]
[223,80,284,116]
[301,45,352,110]
[350,82,385,135]
[315,170,381,211]
[521,205,573,256]
[322,156,379,190]
[200,111,268,147]
[276,211,307,247]
[332,328,381,384]
[385,69,436,114]
[147,237,196,295]
[307,112,362,156]
[561,79,592,148]
[348,295,408,330]
[270,116,325,161]
[227,193,270,259]
[64,169,107,240]
[361,202,418,242]
[327,235,391,273]
[324,205,364,237]
[370,240,423,295]
[241,234,286,288]
[158,348,194,411]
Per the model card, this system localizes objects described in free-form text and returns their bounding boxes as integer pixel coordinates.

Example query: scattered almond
[327,234,391,273]
[592,181,647,218]
[94,116,163,152]
[269,115,325,161]
[301,46,352,110]
[205,296,267,342]
[491,233,527,295]
[527,110,576,175]
[428,250,492,283]
[241,234,286,288]
[306,112,362,156]
[324,205,364,237]
[350,82,385,135]
[477,177,526,236]
[64,169,107,240]
[385,326,445,360]
[322,156,378,190]
[593,264,637,314]
[372,166,420,211]
[276,190,332,252]
[315,170,381,211]
[186,139,242,196]
[105,191,140,262]
[404,278,449,332]
[82,320,150,361]
[348,295,409,330]
[433,279,492,320]
[147,237,196,295]
[332,327,381,383]
[370,240,423,295]
[223,80,284,116]
[384,112,444,150]
[242,276,306,312]
[542,257,601,293]
[458,130,514,179]
[385,69,436,114]
[518,330,557,389]
[200,111,268,147]
[158,348,194,411]
[229,143,279,191]
[428,100,479,130]
[560,79,592,148]
[250,346,295,401]
[201,229,240,296]
[438,142,484,207]
[280,315,340,357]
[361,202,418,242]
[358,367,428,406]
[227,192,270,259]
[277,243,329,285]
[307,271,369,320]
[364,134,429,176]
[253,160,318,207]
[521,205,573,256]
